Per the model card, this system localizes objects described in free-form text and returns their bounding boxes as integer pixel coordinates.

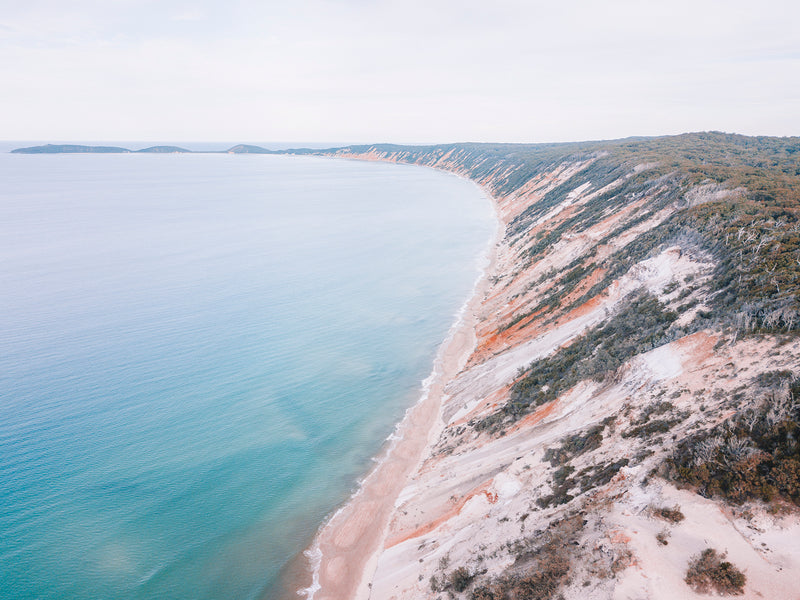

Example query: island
[11,143,270,154]
[11,143,131,153]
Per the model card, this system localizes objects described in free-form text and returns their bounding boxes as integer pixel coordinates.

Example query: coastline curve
[289,164,502,600]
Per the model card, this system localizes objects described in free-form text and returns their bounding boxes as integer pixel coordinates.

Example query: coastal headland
[285,134,800,600]
[14,134,800,599]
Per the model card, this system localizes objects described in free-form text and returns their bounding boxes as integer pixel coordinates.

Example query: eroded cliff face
[312,135,800,600]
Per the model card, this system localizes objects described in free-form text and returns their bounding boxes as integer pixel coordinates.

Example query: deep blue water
[0,152,493,600]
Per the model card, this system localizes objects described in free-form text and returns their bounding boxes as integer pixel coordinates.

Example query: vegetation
[282,134,800,594]
[289,133,800,596]
[621,417,685,440]
[685,548,746,595]
[543,423,606,466]
[575,458,630,492]
[467,515,584,600]
[304,134,800,340]
[476,292,677,432]
[320,132,797,203]
[466,140,799,435]
[534,421,628,508]
[449,567,475,593]
[664,371,800,505]
[432,566,476,594]
[653,505,685,523]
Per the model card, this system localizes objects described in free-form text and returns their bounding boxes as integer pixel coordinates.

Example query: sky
[1,0,799,144]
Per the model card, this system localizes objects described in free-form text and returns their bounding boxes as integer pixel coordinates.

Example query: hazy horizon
[5,129,800,153]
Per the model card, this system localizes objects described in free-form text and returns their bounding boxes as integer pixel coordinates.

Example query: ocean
[0,151,494,599]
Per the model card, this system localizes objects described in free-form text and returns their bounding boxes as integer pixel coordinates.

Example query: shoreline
[285,170,503,600]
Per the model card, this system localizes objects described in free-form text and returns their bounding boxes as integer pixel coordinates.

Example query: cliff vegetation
[309,132,800,600]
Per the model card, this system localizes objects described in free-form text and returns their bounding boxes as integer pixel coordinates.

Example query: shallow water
[0,152,493,599]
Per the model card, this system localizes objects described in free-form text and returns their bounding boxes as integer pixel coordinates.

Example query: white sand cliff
[296,138,800,600]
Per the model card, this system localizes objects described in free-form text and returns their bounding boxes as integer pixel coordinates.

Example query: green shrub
[543,425,605,466]
[577,459,629,492]
[654,505,685,523]
[685,548,746,595]
[477,292,677,432]
[622,417,684,439]
[471,515,584,600]
[449,566,474,592]
[664,372,800,505]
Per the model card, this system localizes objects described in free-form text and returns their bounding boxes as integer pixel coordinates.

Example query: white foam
[297,545,322,599]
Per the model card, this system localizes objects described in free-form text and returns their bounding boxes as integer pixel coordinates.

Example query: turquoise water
[0,152,493,599]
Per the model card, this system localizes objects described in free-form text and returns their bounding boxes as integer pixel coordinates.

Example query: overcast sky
[2,0,798,144]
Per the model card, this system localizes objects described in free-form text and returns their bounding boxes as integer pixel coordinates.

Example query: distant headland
[10,143,277,154]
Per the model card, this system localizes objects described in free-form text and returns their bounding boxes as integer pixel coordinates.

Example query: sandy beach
[285,181,502,600]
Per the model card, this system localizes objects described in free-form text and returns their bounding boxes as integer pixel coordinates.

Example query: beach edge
[287,166,502,600]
